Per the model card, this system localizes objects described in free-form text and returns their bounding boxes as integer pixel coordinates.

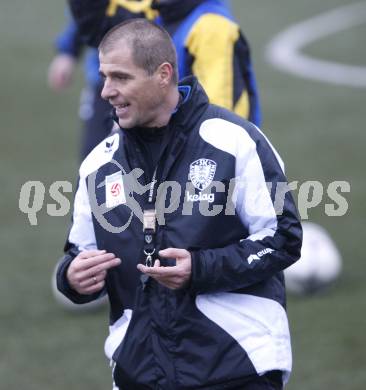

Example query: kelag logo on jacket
[189,158,217,191]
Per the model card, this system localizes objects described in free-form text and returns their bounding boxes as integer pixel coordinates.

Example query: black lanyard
[143,168,158,267]
[140,167,158,290]
[137,124,174,289]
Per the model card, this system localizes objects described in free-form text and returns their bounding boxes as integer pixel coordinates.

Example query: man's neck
[150,87,180,127]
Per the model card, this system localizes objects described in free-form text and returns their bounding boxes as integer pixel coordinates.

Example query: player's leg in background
[79,82,114,161]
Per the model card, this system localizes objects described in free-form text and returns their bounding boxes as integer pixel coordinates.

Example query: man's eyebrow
[99,70,132,79]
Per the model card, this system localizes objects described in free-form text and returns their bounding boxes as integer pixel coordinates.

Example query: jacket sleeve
[56,173,104,304]
[190,121,302,294]
[68,0,155,47]
[55,10,84,58]
[185,14,261,126]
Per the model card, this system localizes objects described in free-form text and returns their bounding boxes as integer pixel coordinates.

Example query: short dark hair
[99,18,178,84]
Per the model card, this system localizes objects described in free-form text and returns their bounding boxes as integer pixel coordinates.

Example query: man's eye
[116,74,130,81]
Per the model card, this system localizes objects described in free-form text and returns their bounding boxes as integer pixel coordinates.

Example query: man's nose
[101,79,116,100]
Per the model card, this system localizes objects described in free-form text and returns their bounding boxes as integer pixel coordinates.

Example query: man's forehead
[99,43,131,63]
[98,47,147,77]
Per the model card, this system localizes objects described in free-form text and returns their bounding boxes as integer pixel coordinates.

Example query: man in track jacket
[56,19,302,390]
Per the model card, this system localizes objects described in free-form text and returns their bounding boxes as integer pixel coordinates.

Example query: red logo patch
[111,183,121,197]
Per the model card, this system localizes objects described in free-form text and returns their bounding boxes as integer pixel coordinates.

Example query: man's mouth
[115,103,130,117]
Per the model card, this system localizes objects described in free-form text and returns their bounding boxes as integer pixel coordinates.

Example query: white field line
[265,2,366,88]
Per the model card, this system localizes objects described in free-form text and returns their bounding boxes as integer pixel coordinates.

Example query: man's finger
[159,248,188,259]
[82,258,121,278]
[83,280,106,295]
[79,270,107,288]
[75,252,120,271]
[137,263,176,276]
[78,249,106,259]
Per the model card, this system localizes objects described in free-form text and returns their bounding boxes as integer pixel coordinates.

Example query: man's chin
[118,119,133,129]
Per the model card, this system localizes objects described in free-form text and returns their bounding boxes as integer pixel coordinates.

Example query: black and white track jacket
[57,76,302,389]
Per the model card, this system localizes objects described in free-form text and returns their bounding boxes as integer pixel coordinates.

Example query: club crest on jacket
[189,158,217,191]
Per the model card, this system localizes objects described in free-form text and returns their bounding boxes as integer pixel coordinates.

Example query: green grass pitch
[0,0,365,388]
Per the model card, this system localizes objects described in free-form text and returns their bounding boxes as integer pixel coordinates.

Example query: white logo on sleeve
[247,248,274,264]
[189,159,217,191]
[105,172,126,208]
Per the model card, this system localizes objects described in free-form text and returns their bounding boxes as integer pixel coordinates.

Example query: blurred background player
[47,11,114,161]
[68,0,261,125]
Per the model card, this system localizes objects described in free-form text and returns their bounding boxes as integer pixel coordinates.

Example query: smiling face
[99,41,171,129]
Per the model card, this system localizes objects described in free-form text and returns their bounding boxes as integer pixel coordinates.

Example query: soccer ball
[284,222,342,295]
[51,263,108,312]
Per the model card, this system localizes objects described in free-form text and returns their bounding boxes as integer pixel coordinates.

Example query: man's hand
[67,250,121,295]
[47,54,76,91]
[137,248,192,290]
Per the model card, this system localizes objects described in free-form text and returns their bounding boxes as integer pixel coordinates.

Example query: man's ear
[157,62,174,87]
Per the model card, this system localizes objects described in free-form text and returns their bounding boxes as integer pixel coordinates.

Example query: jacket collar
[171,76,209,131]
